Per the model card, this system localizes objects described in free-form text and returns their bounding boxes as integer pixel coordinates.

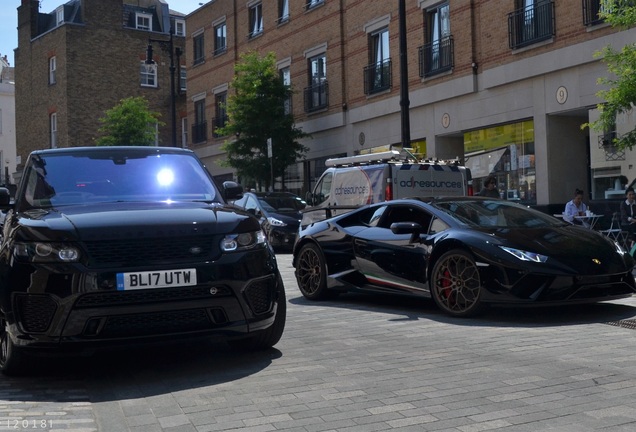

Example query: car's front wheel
[229,275,286,351]
[430,250,484,317]
[295,243,334,300]
[0,315,27,376]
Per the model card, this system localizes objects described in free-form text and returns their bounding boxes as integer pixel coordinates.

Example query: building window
[140,62,157,87]
[55,6,64,25]
[304,54,328,112]
[193,99,207,143]
[306,0,324,10]
[508,0,555,49]
[214,22,227,55]
[136,13,153,31]
[193,33,205,65]
[364,27,391,94]
[419,3,454,77]
[583,0,606,26]
[249,3,263,38]
[278,0,290,23]
[50,113,58,149]
[180,68,187,92]
[174,19,186,36]
[181,117,188,147]
[213,93,228,137]
[280,66,292,115]
[49,56,57,85]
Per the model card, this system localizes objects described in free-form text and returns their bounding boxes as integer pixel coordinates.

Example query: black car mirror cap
[0,187,11,208]
[222,181,244,201]
[390,221,422,235]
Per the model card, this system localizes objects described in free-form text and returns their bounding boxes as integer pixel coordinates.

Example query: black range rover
[0,147,286,375]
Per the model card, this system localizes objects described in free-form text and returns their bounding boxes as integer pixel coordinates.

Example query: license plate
[116,269,197,290]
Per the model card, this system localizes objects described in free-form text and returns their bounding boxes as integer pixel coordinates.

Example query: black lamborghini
[292,197,636,317]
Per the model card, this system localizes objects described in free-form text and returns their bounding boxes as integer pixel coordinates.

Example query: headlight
[14,242,81,263]
[614,241,627,255]
[221,230,267,252]
[267,216,287,227]
[499,246,548,263]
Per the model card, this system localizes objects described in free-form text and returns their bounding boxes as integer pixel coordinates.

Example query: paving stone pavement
[1,253,636,431]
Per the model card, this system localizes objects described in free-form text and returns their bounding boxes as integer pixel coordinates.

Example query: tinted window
[434,199,561,228]
[21,152,218,209]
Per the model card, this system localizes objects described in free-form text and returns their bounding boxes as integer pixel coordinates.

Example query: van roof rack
[325,149,462,167]
[325,151,401,167]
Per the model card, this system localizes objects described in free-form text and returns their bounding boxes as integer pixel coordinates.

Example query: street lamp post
[398,0,411,148]
[145,28,183,146]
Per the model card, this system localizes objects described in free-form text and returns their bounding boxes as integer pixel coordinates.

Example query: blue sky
[1,0,208,67]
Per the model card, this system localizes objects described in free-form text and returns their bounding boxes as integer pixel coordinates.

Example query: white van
[306,150,472,215]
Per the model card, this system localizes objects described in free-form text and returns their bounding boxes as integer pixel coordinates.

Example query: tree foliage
[96,96,164,146]
[217,51,309,188]
[587,1,636,149]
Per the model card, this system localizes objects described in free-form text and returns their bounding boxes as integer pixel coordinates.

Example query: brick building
[15,0,187,174]
[185,0,636,206]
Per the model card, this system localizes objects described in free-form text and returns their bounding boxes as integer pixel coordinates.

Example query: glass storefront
[464,120,536,204]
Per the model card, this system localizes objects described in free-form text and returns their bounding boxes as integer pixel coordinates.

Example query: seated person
[620,187,636,247]
[563,188,589,227]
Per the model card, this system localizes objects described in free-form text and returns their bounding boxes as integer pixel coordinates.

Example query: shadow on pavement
[0,341,282,402]
[288,290,636,328]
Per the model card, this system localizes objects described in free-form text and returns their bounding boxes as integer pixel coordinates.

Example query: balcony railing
[192,122,207,144]
[418,36,454,78]
[508,0,555,49]
[363,59,392,95]
[304,80,329,112]
[582,0,606,26]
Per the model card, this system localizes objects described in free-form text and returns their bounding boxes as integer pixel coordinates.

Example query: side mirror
[222,181,244,201]
[390,221,423,243]
[0,187,11,207]
[305,191,314,206]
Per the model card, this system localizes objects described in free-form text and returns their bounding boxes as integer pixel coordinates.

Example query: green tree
[217,51,309,189]
[586,1,636,149]
[96,96,164,146]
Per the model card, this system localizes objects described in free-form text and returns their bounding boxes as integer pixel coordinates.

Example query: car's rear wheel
[0,315,27,376]
[430,250,484,317]
[295,243,334,300]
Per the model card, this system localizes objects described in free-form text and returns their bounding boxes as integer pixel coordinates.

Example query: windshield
[433,199,563,228]
[20,152,219,209]
[258,195,307,212]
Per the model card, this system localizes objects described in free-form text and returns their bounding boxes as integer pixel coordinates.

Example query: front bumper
[2,247,282,350]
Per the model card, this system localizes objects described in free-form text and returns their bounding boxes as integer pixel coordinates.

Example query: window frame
[55,6,64,26]
[280,66,292,115]
[249,3,264,38]
[193,32,205,65]
[278,0,290,23]
[50,113,58,149]
[136,12,153,31]
[213,92,228,137]
[174,19,186,36]
[180,67,187,92]
[214,22,227,55]
[49,56,57,85]
[306,0,324,10]
[140,62,157,88]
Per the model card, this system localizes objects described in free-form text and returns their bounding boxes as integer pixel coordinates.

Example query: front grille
[84,235,219,268]
[98,309,212,338]
[15,294,57,333]
[244,277,274,315]
[74,286,231,308]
